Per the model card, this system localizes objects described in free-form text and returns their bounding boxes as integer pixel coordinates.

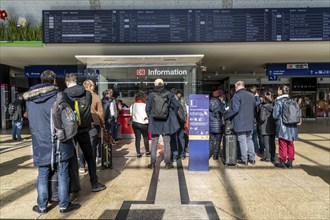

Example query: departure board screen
[42,8,330,43]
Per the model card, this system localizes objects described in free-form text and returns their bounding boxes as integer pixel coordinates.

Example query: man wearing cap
[146,78,181,169]
[209,89,227,160]
[225,81,256,165]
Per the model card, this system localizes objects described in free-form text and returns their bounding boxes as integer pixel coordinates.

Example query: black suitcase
[101,143,112,169]
[101,128,113,169]
[223,134,237,166]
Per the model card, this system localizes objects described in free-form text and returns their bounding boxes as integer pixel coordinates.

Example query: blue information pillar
[188,94,210,171]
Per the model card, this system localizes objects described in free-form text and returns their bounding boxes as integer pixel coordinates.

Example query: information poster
[188,94,209,171]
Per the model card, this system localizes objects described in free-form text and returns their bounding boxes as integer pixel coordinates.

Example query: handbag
[103,129,115,144]
[128,104,134,126]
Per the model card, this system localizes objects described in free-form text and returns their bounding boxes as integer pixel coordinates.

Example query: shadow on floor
[300,165,330,185]
[0,155,33,177]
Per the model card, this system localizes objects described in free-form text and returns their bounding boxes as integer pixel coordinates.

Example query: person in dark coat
[10,93,24,141]
[209,89,226,160]
[258,91,276,162]
[64,73,106,192]
[272,85,298,168]
[146,78,181,170]
[225,81,256,165]
[23,70,80,214]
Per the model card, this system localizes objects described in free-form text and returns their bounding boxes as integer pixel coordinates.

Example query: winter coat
[146,86,180,135]
[272,94,298,141]
[224,88,256,133]
[102,97,116,131]
[23,83,75,167]
[209,97,226,133]
[64,85,93,131]
[259,103,276,135]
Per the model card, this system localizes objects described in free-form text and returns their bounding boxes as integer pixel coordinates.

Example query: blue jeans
[237,131,255,162]
[111,122,118,140]
[12,118,23,140]
[37,160,70,210]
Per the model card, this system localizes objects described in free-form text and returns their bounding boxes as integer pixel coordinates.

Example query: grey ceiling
[1,41,329,79]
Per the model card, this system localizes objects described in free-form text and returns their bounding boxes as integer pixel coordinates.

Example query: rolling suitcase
[101,128,113,169]
[223,134,237,166]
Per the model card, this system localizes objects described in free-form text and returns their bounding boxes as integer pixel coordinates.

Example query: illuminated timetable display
[43,8,330,43]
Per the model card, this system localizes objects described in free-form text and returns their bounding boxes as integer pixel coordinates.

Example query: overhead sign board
[43,8,330,43]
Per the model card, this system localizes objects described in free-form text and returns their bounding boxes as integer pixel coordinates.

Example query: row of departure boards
[43,8,330,43]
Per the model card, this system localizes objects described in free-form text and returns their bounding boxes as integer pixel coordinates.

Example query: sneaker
[147,163,155,169]
[260,158,271,162]
[248,160,256,165]
[79,168,87,174]
[145,152,151,156]
[137,154,142,158]
[274,161,286,168]
[59,203,81,214]
[237,160,248,166]
[165,163,174,170]
[32,205,47,214]
[92,182,106,192]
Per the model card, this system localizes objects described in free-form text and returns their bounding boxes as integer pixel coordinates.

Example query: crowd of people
[9,70,303,214]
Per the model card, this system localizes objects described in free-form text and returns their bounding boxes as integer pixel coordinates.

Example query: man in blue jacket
[225,81,256,165]
[146,78,181,170]
[24,70,80,214]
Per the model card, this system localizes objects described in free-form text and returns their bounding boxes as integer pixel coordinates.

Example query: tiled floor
[0,119,329,219]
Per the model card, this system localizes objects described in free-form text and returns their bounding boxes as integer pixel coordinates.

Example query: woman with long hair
[130,91,150,158]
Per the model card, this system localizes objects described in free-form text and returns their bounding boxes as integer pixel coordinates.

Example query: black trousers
[132,122,150,154]
[75,129,98,186]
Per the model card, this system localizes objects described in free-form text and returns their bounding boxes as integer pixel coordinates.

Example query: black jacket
[259,103,276,135]
[209,97,226,133]
[23,83,75,166]
[11,99,24,121]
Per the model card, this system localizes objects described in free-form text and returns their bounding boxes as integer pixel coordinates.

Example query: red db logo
[136,68,146,76]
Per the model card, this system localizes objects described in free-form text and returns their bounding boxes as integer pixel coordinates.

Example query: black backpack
[73,92,93,128]
[8,102,16,116]
[152,91,170,120]
[51,92,78,142]
[282,99,301,125]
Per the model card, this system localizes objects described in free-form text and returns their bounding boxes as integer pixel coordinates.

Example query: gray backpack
[51,92,78,142]
[282,99,301,125]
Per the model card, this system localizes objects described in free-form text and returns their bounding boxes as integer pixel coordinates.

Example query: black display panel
[42,8,330,43]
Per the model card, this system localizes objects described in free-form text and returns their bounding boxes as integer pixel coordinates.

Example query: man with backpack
[9,93,24,141]
[64,73,106,192]
[146,78,181,170]
[273,85,299,168]
[23,70,80,214]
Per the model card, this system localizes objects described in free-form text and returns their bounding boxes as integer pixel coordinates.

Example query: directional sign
[266,63,330,77]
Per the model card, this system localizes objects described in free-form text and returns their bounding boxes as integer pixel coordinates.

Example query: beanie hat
[212,90,223,97]
[154,78,164,87]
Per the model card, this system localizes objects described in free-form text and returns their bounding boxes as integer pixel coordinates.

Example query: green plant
[0,16,42,41]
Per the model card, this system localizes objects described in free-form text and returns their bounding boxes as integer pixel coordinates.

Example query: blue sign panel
[266,63,330,77]
[188,94,209,171]
[24,65,79,78]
